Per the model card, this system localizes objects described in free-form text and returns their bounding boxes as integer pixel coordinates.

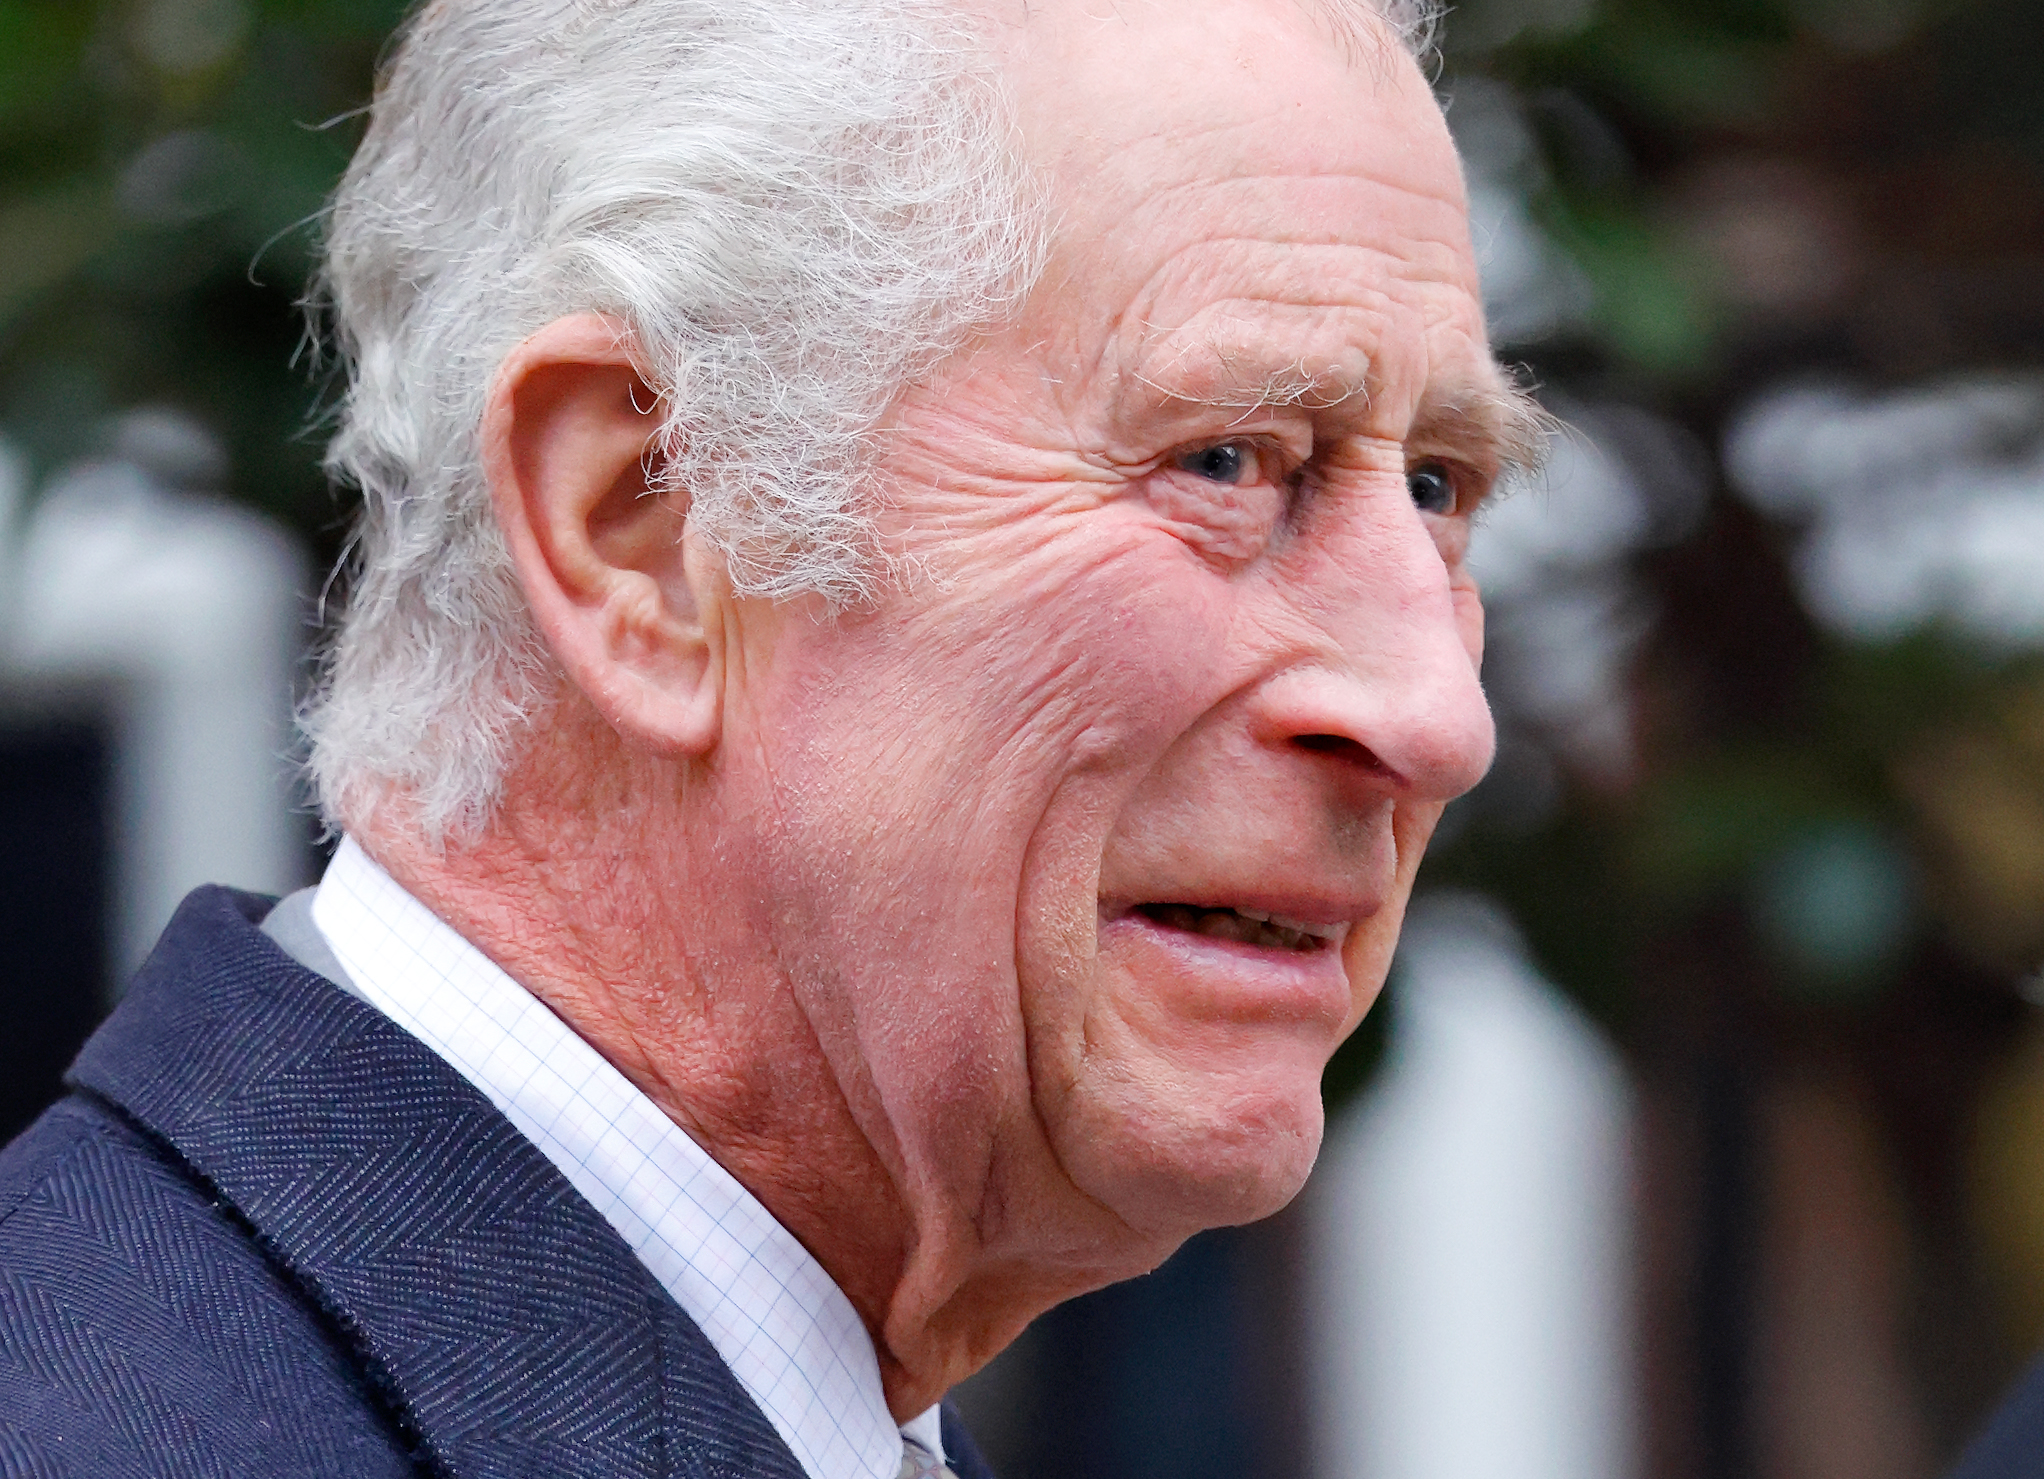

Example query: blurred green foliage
[1461,0,2044,374]
[1326,0,2044,1264]
[0,0,406,549]
[3,0,2042,1456]
[2,0,2041,1136]
[1402,0,2044,1007]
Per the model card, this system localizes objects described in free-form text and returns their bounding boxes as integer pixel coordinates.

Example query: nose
[1252,497,1496,804]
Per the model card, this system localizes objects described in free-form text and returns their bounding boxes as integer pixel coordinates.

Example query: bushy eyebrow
[1409,369,1555,487]
[1296,0,1431,74]
[1117,329,1553,490]
[1128,344,1371,416]
[1185,361,1554,488]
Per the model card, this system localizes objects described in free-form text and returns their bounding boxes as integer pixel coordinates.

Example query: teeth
[1135,903,1345,951]
[1269,913,1343,941]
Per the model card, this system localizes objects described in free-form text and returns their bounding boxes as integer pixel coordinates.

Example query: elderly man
[0,0,1539,1474]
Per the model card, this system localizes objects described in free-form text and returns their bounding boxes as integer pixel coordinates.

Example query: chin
[1056,1058,1329,1238]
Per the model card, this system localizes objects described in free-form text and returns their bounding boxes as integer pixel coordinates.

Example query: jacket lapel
[69,886,807,1479]
[941,1405,999,1479]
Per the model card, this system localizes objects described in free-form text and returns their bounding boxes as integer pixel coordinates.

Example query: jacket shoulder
[0,1093,420,1478]
[1951,1351,2044,1479]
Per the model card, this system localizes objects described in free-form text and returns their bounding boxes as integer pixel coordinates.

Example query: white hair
[303,0,1446,840]
[1321,0,1446,62]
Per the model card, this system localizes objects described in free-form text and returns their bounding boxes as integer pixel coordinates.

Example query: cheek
[750,536,1241,978]
[1338,798,1441,1034]
[738,542,1248,1188]
[921,533,1242,776]
[988,546,1244,956]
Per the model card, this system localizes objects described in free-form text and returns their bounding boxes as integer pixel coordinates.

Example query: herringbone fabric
[0,886,999,1479]
[1949,1355,2044,1479]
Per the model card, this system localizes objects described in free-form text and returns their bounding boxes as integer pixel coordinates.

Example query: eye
[1407,461,1458,515]
[1175,440,1262,486]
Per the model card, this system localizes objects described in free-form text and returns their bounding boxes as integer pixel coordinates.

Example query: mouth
[1130,903,1347,954]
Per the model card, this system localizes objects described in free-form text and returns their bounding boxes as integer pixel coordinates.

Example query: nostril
[1293,733,1388,772]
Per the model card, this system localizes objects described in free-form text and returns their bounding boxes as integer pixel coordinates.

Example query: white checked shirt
[302,837,945,1479]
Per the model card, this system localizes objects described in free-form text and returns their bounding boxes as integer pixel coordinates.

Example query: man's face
[713,0,1508,1255]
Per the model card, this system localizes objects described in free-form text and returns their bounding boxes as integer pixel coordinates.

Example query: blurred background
[1,1,2041,1476]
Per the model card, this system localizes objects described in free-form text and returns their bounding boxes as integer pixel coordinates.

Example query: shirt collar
[309,836,939,1479]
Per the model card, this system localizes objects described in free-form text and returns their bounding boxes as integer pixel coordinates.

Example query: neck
[352,697,1173,1417]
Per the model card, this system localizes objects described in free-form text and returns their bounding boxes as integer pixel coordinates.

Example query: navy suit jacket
[0,887,997,1479]
[1952,1359,2044,1479]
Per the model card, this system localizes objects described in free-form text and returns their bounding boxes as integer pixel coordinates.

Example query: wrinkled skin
[375,0,1529,1421]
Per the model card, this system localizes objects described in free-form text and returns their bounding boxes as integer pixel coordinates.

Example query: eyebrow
[1409,369,1556,486]
[1118,331,1555,486]
[1296,0,1430,73]
[1128,341,1372,417]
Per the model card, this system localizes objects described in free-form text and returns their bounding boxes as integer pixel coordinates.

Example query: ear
[482,312,721,755]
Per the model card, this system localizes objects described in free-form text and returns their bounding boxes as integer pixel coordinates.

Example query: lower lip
[1096,910,1356,1027]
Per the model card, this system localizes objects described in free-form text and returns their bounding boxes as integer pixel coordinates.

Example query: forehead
[990,0,1497,440]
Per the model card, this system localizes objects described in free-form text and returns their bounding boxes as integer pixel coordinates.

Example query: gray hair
[303,0,1445,839]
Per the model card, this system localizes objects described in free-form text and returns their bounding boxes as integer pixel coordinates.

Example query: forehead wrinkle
[1103,234,1435,404]
[1079,162,1475,243]
[1105,230,1473,340]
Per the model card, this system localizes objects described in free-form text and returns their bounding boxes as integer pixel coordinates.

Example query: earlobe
[483,312,723,757]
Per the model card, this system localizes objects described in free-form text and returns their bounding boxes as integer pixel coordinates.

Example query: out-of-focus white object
[0,438,26,618]
[1308,894,1636,1479]
[1725,374,2044,645]
[5,409,307,984]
